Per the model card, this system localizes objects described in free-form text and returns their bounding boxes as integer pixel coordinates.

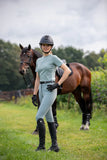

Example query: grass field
[0,102,107,160]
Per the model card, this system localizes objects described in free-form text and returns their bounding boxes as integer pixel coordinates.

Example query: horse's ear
[28,44,31,50]
[19,44,23,50]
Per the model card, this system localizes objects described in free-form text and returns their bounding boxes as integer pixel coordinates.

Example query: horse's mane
[33,49,42,58]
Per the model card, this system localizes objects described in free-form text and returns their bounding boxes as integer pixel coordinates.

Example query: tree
[98,52,107,69]
[84,52,100,69]
[52,46,85,64]
[0,39,25,91]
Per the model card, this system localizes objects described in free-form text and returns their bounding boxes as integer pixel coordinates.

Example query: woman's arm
[47,63,71,92]
[33,72,40,95]
[57,63,71,85]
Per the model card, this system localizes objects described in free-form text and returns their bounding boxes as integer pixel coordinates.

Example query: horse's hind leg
[52,99,59,129]
[72,86,86,130]
[82,87,93,130]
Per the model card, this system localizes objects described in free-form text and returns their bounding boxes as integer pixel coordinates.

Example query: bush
[12,95,33,108]
[57,94,81,112]
[91,68,107,105]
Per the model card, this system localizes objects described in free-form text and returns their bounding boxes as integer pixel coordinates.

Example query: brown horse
[19,44,93,130]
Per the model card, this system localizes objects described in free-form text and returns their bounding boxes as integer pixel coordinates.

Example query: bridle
[20,50,34,88]
[20,51,33,65]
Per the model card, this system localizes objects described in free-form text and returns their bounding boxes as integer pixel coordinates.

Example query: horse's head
[19,44,34,75]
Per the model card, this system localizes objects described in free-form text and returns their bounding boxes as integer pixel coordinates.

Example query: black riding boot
[35,118,45,151]
[47,122,59,152]
[53,116,59,129]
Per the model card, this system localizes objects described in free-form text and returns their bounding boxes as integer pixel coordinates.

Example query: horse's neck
[30,66,36,80]
[30,50,42,80]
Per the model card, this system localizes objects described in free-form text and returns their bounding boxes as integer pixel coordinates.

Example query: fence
[0,88,33,102]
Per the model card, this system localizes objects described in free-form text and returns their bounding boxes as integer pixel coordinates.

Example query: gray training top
[35,54,63,82]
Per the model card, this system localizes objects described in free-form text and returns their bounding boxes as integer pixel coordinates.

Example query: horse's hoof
[80,125,85,130]
[32,130,39,135]
[84,127,89,130]
[80,127,84,130]
[84,122,90,130]
[84,125,89,130]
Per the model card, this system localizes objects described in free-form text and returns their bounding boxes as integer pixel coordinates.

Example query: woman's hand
[32,95,38,106]
[47,83,60,92]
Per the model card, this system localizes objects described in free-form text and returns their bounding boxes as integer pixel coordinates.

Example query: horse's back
[61,63,91,93]
[69,62,91,79]
[70,62,91,90]
[69,62,91,74]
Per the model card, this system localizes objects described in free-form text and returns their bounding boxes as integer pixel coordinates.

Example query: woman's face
[41,44,52,53]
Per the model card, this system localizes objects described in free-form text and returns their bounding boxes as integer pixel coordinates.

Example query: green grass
[0,102,107,160]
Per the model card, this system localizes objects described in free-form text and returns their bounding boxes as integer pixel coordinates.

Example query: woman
[32,35,71,152]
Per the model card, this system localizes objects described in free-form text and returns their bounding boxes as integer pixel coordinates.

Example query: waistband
[40,81,55,84]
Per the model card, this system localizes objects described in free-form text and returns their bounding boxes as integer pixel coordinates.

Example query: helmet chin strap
[42,49,52,54]
[40,45,53,54]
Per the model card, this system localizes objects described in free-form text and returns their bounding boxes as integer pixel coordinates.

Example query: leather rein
[20,51,34,88]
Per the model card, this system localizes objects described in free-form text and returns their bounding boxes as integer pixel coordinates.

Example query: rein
[23,72,33,88]
[20,49,42,88]
[20,51,33,88]
[20,51,33,65]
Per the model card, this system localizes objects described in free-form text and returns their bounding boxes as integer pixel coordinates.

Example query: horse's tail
[90,87,93,119]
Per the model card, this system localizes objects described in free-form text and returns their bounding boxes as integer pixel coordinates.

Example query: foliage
[0,39,25,91]
[16,95,33,108]
[52,46,85,64]
[98,52,107,69]
[84,52,100,69]
[57,94,81,112]
[91,68,107,106]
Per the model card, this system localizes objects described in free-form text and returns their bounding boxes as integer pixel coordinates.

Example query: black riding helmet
[39,35,54,46]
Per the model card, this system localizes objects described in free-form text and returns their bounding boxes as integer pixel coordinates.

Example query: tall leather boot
[35,118,45,151]
[47,122,59,152]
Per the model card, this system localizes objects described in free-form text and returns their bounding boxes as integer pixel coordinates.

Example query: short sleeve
[53,55,63,67]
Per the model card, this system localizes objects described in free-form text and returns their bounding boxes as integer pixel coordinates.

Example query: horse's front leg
[80,113,90,130]
[52,99,59,129]
[32,92,40,135]
[80,113,86,130]
[72,86,86,130]
[84,114,91,130]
